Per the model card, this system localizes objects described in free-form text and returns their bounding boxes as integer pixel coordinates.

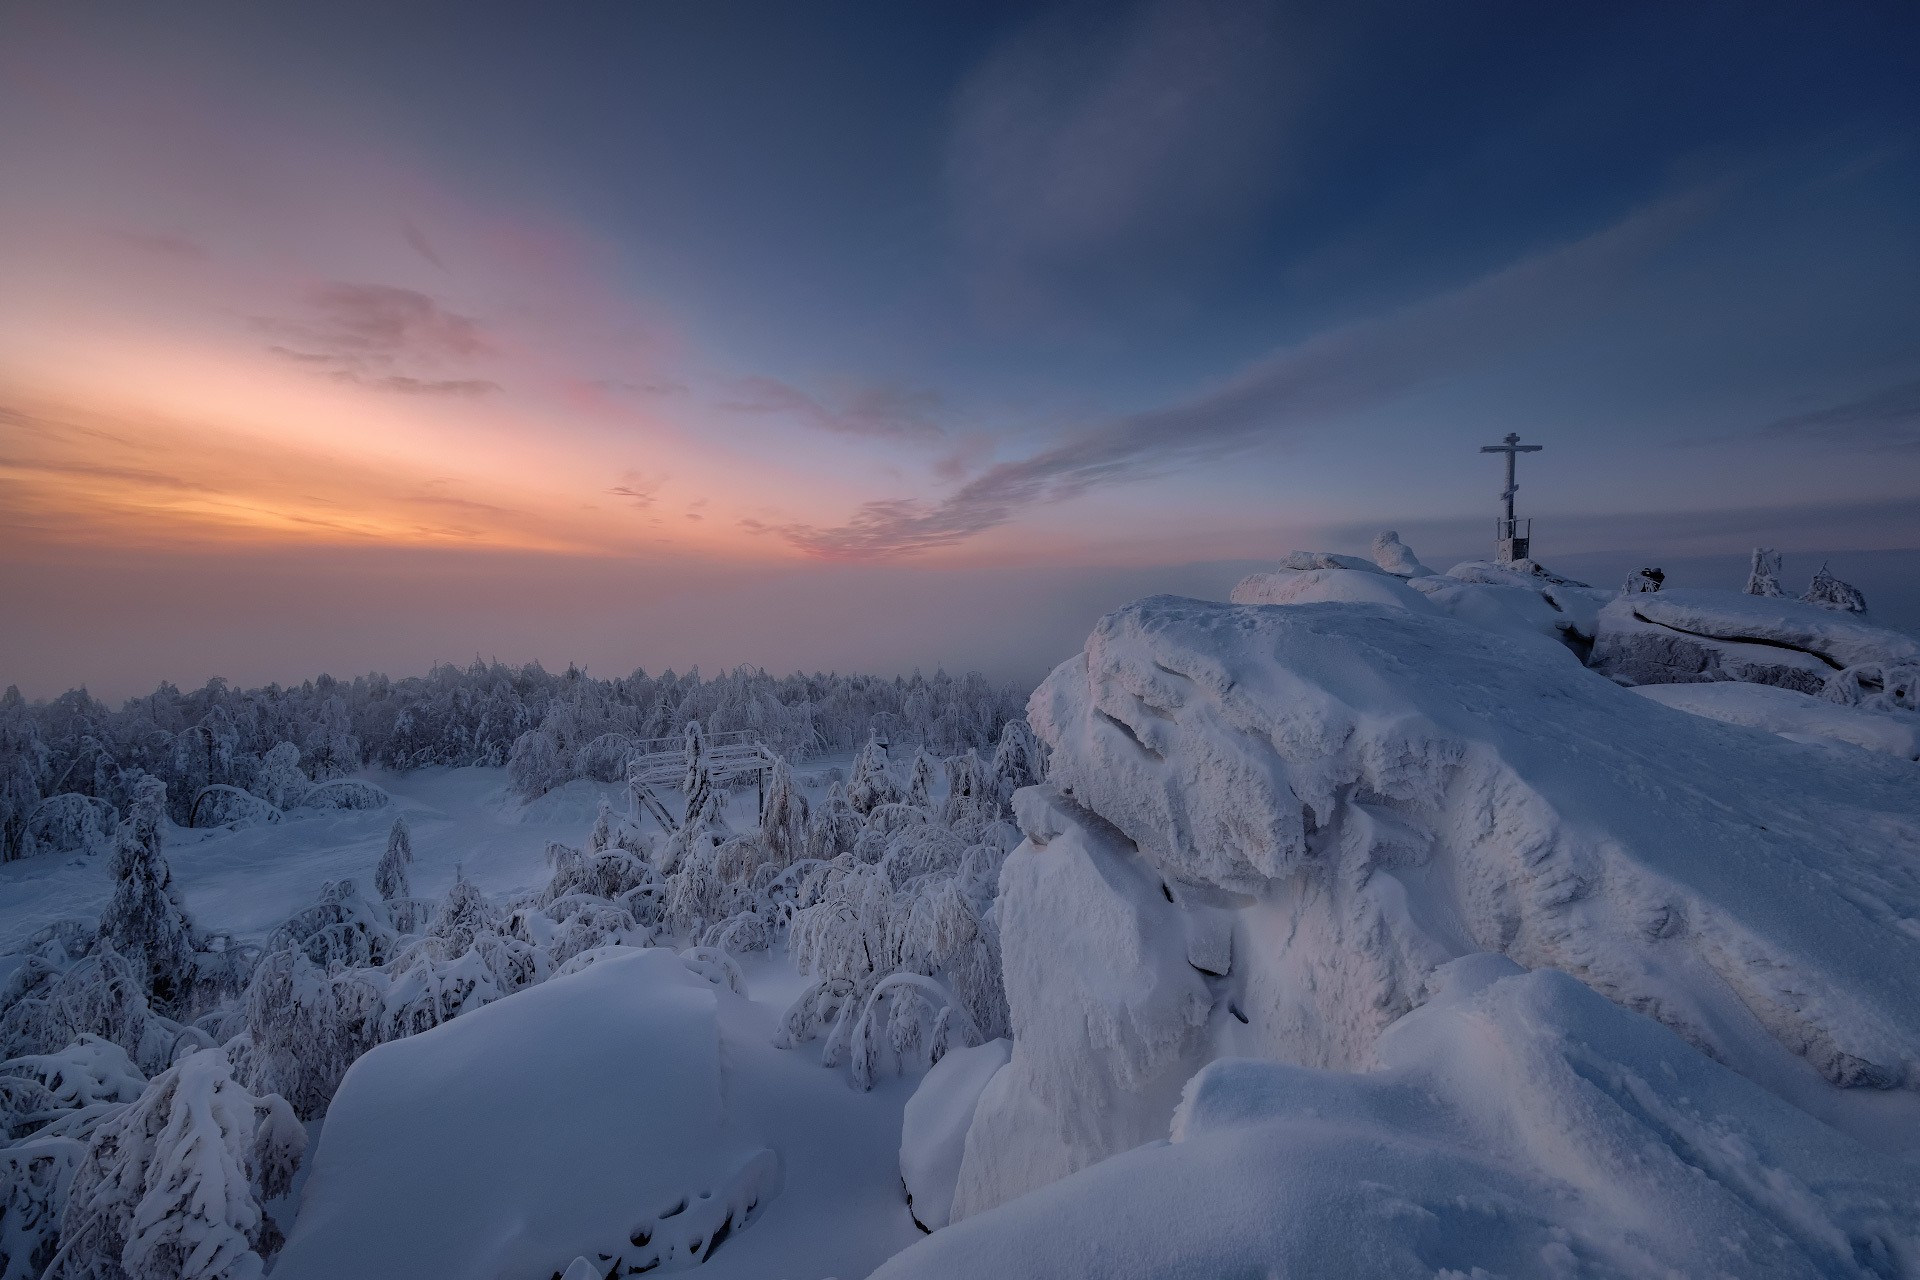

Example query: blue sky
[1,0,1917,695]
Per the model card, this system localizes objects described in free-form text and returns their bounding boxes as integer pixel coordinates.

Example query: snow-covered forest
[4,535,1920,1279]
[0,661,1026,862]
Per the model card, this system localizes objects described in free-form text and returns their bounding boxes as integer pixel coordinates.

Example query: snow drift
[948,592,1920,1222]
[880,955,1920,1280]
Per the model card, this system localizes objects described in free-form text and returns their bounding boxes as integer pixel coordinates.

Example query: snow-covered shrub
[904,751,934,809]
[374,817,412,903]
[1744,546,1784,597]
[232,950,383,1121]
[0,1036,147,1113]
[1824,662,1920,713]
[19,794,118,860]
[0,1136,82,1280]
[98,778,198,1011]
[262,881,398,974]
[54,1047,303,1280]
[1,950,152,1069]
[184,786,281,831]
[1803,563,1868,612]
[291,778,389,812]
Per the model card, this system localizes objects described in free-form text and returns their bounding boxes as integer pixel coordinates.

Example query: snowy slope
[953,594,1920,1220]
[880,956,1920,1280]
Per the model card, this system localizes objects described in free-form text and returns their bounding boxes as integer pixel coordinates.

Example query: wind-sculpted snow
[949,595,1920,1219]
[877,957,1920,1280]
[1633,681,1920,760]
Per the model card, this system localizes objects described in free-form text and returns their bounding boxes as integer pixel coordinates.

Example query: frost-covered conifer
[98,778,197,1012]
[235,951,382,1121]
[1744,547,1784,597]
[904,751,934,810]
[374,818,412,904]
[682,720,716,828]
[846,737,896,816]
[805,783,862,862]
[1803,564,1868,613]
[56,1048,304,1280]
[505,728,564,801]
[760,757,809,868]
[989,720,1045,810]
[939,750,992,826]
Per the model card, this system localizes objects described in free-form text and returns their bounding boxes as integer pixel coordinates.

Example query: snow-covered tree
[249,743,306,811]
[988,720,1045,810]
[904,751,934,810]
[759,756,809,868]
[1803,564,1868,613]
[1621,566,1665,594]
[55,1047,304,1280]
[374,818,412,904]
[505,728,565,801]
[940,750,992,826]
[98,778,197,1012]
[846,737,897,816]
[805,783,862,862]
[1744,547,1784,597]
[682,720,717,828]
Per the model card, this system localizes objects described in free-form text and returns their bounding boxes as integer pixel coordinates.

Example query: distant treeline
[0,660,1030,858]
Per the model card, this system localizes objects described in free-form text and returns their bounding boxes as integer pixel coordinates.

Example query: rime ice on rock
[948,594,1920,1225]
[1622,565,1664,593]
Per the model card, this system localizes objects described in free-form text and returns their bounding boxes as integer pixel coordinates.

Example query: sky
[2,0,1918,700]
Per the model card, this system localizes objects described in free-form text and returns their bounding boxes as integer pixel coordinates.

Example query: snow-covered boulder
[899,1038,1010,1231]
[272,948,780,1280]
[877,957,1920,1280]
[1370,529,1434,577]
[1590,587,1920,696]
[1230,566,1435,611]
[1633,681,1920,760]
[953,595,1920,1219]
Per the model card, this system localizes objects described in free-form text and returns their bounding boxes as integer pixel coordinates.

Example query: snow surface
[953,593,1920,1222]
[879,955,1920,1280]
[1633,681,1920,760]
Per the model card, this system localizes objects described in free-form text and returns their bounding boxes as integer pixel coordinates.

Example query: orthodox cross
[1479,432,1542,563]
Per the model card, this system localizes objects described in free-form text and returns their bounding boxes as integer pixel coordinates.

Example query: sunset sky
[3,1,1918,699]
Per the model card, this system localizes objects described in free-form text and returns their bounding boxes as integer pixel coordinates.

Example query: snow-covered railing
[624,731,776,787]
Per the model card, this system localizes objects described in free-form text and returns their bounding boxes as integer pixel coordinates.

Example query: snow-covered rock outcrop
[1590,587,1920,701]
[880,956,1920,1280]
[946,593,1920,1222]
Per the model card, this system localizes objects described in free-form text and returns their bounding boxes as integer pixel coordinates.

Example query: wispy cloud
[257,282,500,396]
[947,0,1292,320]
[773,184,1717,560]
[720,376,947,443]
[1748,378,1920,450]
